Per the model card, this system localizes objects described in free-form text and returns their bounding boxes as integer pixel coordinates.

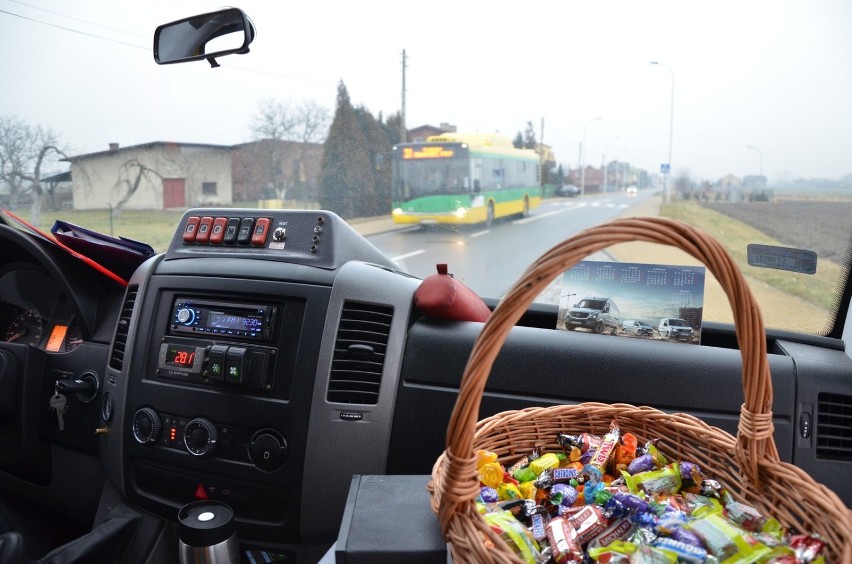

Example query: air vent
[816,393,852,460]
[109,285,138,371]
[327,301,394,405]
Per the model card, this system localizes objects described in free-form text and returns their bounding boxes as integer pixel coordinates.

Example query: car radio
[169,297,278,341]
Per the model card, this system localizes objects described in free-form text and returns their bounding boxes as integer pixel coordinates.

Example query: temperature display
[165,344,200,369]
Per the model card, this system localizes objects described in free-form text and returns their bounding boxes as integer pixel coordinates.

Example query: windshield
[576,300,606,311]
[669,319,689,327]
[2,1,851,336]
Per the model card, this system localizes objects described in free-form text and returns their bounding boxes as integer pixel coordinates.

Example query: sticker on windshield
[557,261,706,345]
[747,244,817,275]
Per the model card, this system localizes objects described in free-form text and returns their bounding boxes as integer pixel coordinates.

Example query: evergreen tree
[318,81,373,218]
[523,121,537,149]
[512,132,524,149]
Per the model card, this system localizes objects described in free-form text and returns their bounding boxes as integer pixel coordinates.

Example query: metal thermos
[178,500,240,564]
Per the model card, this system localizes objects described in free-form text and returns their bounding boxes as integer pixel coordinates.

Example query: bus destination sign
[402,146,455,160]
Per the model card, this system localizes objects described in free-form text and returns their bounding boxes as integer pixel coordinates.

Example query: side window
[202,182,218,195]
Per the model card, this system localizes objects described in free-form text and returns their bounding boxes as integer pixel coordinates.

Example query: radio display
[170,298,277,341]
[209,313,263,331]
[165,344,197,367]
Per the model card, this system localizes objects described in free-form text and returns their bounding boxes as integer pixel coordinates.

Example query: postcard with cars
[557,261,706,345]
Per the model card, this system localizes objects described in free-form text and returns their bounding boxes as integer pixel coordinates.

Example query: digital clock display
[165,344,197,368]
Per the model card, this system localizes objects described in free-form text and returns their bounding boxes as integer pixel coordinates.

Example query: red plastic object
[414,264,491,322]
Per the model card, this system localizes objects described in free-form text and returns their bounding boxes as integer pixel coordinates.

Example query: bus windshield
[394,158,469,200]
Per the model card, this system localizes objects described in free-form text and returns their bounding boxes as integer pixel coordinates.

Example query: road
[366,191,653,300]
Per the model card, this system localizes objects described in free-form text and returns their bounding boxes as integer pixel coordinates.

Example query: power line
[0,8,147,50]
[7,0,148,38]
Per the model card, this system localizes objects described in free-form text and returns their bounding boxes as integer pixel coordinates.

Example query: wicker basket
[428,217,851,563]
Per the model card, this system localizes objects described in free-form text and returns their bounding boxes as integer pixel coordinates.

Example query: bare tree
[0,114,67,225]
[111,159,162,219]
[249,98,330,200]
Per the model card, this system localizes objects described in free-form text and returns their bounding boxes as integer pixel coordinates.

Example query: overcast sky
[2,0,851,183]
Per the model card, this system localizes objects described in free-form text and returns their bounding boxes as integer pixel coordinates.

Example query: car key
[49,392,67,431]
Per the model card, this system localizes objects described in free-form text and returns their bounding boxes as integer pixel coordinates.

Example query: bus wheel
[522,196,530,218]
[485,201,495,226]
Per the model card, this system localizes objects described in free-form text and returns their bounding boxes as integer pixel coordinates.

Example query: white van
[658,318,693,341]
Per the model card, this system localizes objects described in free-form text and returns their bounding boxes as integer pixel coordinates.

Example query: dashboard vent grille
[109,285,138,371]
[327,301,393,405]
[816,392,852,460]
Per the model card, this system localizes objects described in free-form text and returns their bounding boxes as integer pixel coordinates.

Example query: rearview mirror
[154,8,255,67]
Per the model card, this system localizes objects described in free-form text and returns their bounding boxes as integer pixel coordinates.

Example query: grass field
[661,201,845,312]
[9,208,188,253]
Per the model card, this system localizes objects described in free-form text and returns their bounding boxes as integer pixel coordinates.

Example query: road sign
[660,163,671,174]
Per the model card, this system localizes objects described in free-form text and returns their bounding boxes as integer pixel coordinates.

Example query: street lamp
[746,145,763,176]
[602,136,620,192]
[651,61,674,203]
[580,116,601,197]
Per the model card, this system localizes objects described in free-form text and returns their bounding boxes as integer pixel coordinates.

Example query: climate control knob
[132,407,161,445]
[183,417,218,457]
[248,429,288,471]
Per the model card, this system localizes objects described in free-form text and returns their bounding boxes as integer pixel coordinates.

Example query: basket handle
[441,217,779,527]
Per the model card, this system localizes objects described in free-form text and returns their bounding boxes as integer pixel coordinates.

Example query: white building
[68,142,233,210]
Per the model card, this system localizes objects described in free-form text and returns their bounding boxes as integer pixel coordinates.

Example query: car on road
[557,184,581,197]
[1,3,851,563]
[622,319,654,336]
[626,185,638,195]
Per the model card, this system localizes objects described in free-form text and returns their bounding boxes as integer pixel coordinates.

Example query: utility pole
[400,49,407,143]
[540,117,545,186]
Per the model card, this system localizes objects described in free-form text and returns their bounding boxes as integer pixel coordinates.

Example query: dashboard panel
[0,208,849,562]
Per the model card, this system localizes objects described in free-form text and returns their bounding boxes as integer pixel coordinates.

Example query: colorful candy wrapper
[550,483,578,507]
[725,499,784,540]
[621,463,682,496]
[687,511,772,562]
[483,510,541,564]
[586,518,636,551]
[479,461,506,489]
[651,537,709,563]
[556,432,602,453]
[567,504,609,546]
[479,486,499,503]
[545,517,584,563]
[508,455,530,474]
[589,423,620,473]
[477,449,499,468]
[529,452,560,476]
[626,454,654,475]
[498,482,523,501]
[518,480,537,501]
[514,466,537,483]
[791,534,827,563]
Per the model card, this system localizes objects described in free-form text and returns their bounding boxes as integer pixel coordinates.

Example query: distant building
[231,139,323,202]
[67,142,233,210]
[407,122,456,142]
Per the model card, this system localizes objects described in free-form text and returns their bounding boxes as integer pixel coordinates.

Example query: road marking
[391,249,425,261]
[575,202,588,208]
[471,230,490,238]
[512,209,563,225]
[619,204,628,208]
[605,203,615,208]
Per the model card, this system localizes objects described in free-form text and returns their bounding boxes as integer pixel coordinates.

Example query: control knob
[176,308,195,324]
[272,227,286,242]
[183,417,218,457]
[132,407,162,445]
[248,429,288,471]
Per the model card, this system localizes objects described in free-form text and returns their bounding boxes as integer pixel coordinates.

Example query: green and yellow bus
[391,133,542,226]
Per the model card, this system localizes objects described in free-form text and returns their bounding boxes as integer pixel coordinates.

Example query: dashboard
[0,208,849,562]
[0,265,85,352]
